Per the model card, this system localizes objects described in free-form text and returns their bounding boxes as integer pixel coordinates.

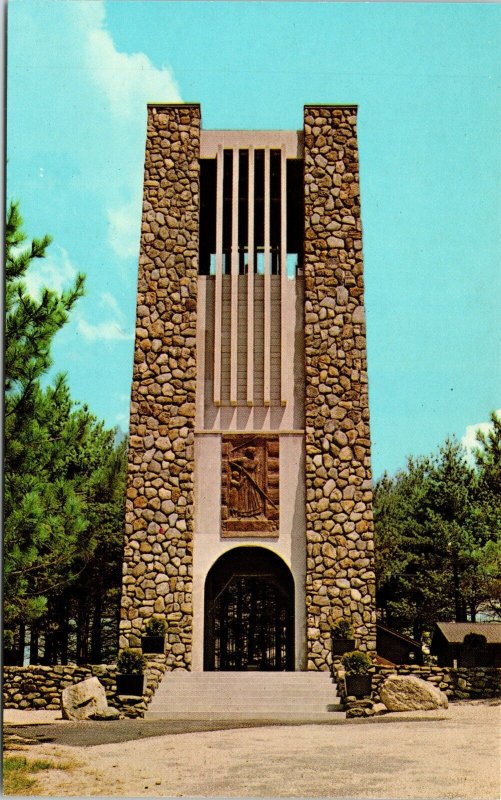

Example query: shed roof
[435,622,501,644]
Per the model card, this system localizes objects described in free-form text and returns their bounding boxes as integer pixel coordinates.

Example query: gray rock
[89,707,121,721]
[380,675,448,712]
[61,677,109,721]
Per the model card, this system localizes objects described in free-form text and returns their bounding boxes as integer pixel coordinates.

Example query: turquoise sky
[7,0,500,478]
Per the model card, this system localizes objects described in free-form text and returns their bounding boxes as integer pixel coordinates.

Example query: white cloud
[71,1,181,259]
[77,292,133,342]
[100,292,126,321]
[461,410,501,459]
[24,246,78,300]
[77,318,133,342]
[107,199,141,259]
[79,2,181,120]
[115,410,130,429]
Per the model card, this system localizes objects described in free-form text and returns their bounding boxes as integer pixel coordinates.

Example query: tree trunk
[76,594,90,664]
[30,625,40,664]
[101,589,120,662]
[453,556,463,621]
[90,591,103,664]
[58,596,69,665]
[43,631,55,664]
[17,622,26,666]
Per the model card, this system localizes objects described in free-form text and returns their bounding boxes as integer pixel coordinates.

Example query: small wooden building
[431,622,501,668]
[376,624,423,665]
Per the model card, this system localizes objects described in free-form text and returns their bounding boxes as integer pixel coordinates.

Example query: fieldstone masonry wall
[331,662,501,711]
[303,105,376,669]
[120,105,200,669]
[371,665,501,701]
[3,657,167,718]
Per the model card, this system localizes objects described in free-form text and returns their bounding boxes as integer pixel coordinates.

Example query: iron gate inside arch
[204,547,294,671]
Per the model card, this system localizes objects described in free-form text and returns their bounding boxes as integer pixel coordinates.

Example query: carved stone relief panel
[221,435,279,537]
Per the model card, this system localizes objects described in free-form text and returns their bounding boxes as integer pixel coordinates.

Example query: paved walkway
[3,702,500,798]
[4,708,449,747]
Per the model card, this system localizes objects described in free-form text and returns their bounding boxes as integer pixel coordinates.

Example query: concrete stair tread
[146,671,339,719]
[149,671,336,680]
[144,711,345,722]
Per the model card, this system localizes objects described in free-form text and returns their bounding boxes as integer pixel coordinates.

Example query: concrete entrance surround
[203,546,295,672]
[120,104,376,672]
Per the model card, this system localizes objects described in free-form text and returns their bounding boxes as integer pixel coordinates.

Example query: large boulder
[380,675,448,712]
[61,676,111,720]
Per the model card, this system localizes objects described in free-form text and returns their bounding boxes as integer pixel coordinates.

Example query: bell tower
[120,104,376,672]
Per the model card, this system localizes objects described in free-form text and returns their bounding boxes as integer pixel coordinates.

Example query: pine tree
[4,201,128,665]
[5,201,84,409]
[4,202,85,634]
[472,412,501,617]
[70,436,127,663]
[374,429,500,638]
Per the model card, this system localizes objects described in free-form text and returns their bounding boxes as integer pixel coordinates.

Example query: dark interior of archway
[204,547,294,671]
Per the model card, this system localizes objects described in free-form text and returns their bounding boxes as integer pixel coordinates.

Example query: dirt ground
[3,702,500,799]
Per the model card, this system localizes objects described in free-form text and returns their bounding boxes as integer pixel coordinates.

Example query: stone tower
[120,104,375,672]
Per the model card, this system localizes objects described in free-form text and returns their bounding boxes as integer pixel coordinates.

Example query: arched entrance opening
[204,547,295,671]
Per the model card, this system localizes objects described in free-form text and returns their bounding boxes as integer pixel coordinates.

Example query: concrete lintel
[201,130,302,158]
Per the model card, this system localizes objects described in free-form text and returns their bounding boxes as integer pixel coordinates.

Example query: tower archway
[204,547,295,671]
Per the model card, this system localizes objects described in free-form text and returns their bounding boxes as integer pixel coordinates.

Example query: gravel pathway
[3,702,500,798]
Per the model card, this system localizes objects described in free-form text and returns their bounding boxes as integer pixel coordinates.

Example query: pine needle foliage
[4,203,127,664]
[374,419,501,637]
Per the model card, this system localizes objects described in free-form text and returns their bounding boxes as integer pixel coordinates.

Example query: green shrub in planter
[142,617,167,654]
[331,618,355,656]
[341,650,373,699]
[116,649,146,696]
[117,648,146,673]
[341,650,372,674]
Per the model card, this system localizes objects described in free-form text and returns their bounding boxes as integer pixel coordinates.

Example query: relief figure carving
[222,436,279,537]
[229,447,264,518]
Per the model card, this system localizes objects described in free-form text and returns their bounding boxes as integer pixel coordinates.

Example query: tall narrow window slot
[238,150,249,273]
[270,149,281,275]
[199,159,217,275]
[222,149,233,275]
[254,150,265,274]
[286,159,303,276]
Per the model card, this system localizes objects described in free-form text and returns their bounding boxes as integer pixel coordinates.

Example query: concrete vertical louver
[199,131,300,410]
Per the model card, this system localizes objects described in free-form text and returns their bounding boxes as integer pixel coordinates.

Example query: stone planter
[332,638,355,657]
[141,636,165,654]
[345,674,372,699]
[116,674,144,696]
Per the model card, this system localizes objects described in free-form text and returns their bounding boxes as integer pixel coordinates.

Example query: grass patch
[3,755,71,795]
